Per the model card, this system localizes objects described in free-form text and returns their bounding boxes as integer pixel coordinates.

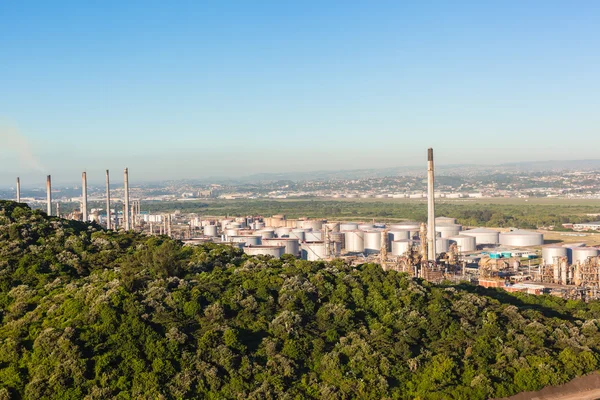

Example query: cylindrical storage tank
[229,222,242,229]
[391,240,412,256]
[436,217,457,225]
[461,228,500,245]
[204,225,218,237]
[244,246,285,258]
[275,227,292,237]
[325,222,340,232]
[254,221,265,230]
[542,245,569,265]
[301,241,327,261]
[301,220,324,231]
[225,228,239,237]
[499,230,544,247]
[363,231,382,254]
[257,229,275,239]
[388,230,410,242]
[448,235,477,252]
[263,238,300,257]
[389,223,421,239]
[228,235,262,247]
[436,238,450,253]
[305,230,323,241]
[358,224,374,231]
[436,224,462,238]
[340,222,359,232]
[571,247,599,265]
[289,229,306,241]
[344,230,365,252]
[330,232,345,250]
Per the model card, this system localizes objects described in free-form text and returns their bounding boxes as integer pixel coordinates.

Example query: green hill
[1,200,600,399]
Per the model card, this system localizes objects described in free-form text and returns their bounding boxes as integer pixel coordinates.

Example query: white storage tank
[301,241,327,261]
[542,245,569,265]
[436,238,450,253]
[244,245,285,258]
[225,228,239,237]
[344,230,365,252]
[448,235,477,252]
[262,238,300,257]
[305,230,323,241]
[363,231,382,254]
[203,225,218,237]
[499,230,544,247]
[229,222,242,229]
[257,229,275,239]
[389,222,421,239]
[436,217,457,224]
[289,229,306,241]
[301,220,324,231]
[571,247,599,265]
[461,228,500,245]
[388,230,410,242]
[340,222,359,232]
[391,240,412,256]
[254,221,266,230]
[358,224,375,231]
[228,235,262,247]
[435,224,462,238]
[275,227,292,237]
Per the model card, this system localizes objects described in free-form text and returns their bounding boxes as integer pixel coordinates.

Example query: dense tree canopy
[1,200,600,399]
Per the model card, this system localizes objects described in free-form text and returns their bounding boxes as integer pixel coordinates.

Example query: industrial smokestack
[427,148,436,261]
[106,170,112,230]
[82,172,88,222]
[124,168,130,230]
[46,175,52,216]
[16,177,21,203]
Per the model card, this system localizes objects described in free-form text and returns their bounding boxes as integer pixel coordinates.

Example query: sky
[1,1,599,185]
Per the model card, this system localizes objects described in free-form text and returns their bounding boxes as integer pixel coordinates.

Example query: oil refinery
[8,149,600,301]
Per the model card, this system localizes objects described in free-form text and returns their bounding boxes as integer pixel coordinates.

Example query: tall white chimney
[124,168,130,230]
[82,172,88,222]
[16,177,21,203]
[427,148,436,261]
[46,175,52,216]
[106,170,112,230]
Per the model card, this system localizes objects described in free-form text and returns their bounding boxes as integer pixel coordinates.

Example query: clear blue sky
[1,1,599,184]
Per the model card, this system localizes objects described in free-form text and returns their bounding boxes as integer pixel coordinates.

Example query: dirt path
[496,372,600,400]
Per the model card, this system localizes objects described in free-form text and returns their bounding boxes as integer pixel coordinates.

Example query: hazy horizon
[2,1,599,183]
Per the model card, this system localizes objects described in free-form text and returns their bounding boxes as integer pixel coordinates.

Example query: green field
[135,197,600,230]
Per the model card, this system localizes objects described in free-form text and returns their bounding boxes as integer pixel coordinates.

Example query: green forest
[1,200,600,399]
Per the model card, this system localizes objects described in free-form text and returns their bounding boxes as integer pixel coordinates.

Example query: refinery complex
[8,149,600,301]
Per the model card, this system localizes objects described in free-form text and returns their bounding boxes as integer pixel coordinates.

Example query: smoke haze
[0,122,46,174]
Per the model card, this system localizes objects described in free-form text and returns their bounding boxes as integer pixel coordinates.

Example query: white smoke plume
[0,122,46,173]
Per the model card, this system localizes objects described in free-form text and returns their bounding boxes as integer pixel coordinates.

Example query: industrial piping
[124,168,130,230]
[82,172,88,222]
[106,170,111,230]
[46,175,52,216]
[427,148,436,261]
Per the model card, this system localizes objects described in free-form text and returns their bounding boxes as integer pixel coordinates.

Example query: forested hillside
[1,200,600,399]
